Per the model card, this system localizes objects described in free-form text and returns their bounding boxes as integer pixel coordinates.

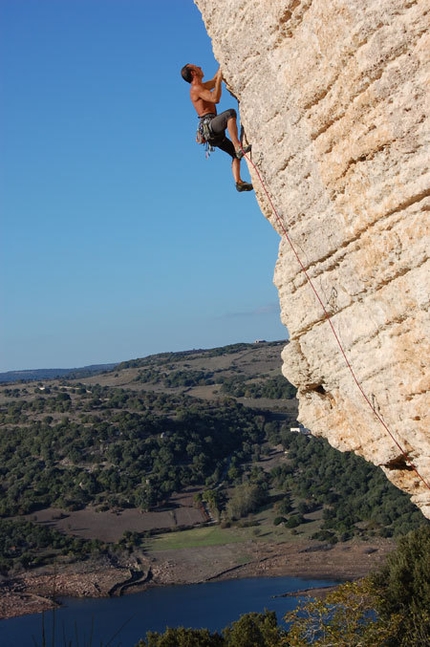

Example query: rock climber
[181,64,253,192]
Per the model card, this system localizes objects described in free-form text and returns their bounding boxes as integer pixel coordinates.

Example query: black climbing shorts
[209,109,237,160]
[209,108,237,135]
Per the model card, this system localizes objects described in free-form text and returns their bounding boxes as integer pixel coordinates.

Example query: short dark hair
[181,64,193,83]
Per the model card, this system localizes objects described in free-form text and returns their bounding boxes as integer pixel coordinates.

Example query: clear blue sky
[1,0,286,372]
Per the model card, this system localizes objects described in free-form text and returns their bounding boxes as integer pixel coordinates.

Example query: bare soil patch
[149,536,395,587]
[26,495,206,543]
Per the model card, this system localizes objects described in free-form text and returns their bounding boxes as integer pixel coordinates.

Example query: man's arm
[193,68,223,103]
[203,67,222,90]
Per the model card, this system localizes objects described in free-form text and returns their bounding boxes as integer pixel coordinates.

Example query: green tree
[140,627,223,647]
[226,482,268,520]
[224,610,282,647]
[371,525,430,646]
[285,579,401,646]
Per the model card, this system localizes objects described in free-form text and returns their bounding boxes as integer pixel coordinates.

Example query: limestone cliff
[195,0,430,517]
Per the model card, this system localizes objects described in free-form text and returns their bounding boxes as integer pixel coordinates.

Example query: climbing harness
[196,114,214,142]
[239,145,430,493]
[196,114,223,158]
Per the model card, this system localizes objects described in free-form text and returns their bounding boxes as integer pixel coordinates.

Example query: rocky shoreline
[0,537,395,621]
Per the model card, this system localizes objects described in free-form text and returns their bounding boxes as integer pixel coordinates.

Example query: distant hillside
[0,339,297,519]
[75,341,295,404]
[0,341,286,386]
[0,363,118,384]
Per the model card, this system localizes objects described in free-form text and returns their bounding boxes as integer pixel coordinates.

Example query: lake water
[0,576,338,647]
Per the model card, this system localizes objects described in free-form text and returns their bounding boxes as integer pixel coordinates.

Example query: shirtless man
[181,64,253,192]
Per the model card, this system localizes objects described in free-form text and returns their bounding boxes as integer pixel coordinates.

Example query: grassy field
[147,503,325,552]
[148,525,249,551]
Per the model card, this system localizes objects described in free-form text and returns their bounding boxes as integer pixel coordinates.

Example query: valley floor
[0,536,395,620]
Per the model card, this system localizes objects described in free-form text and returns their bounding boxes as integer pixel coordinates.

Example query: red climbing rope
[243,148,430,492]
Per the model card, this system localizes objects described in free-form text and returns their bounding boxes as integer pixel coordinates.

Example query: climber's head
[181,64,193,83]
[181,64,202,83]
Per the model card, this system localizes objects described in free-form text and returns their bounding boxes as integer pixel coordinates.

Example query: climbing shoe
[236,181,253,192]
[235,144,252,160]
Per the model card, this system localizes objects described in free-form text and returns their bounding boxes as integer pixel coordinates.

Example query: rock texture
[195,0,430,517]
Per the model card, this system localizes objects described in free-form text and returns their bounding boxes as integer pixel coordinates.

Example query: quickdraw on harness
[196,113,218,158]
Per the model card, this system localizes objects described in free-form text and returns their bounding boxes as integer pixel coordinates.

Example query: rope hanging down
[241,147,430,493]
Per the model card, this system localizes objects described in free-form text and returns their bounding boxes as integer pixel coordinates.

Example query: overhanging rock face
[195,0,430,517]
